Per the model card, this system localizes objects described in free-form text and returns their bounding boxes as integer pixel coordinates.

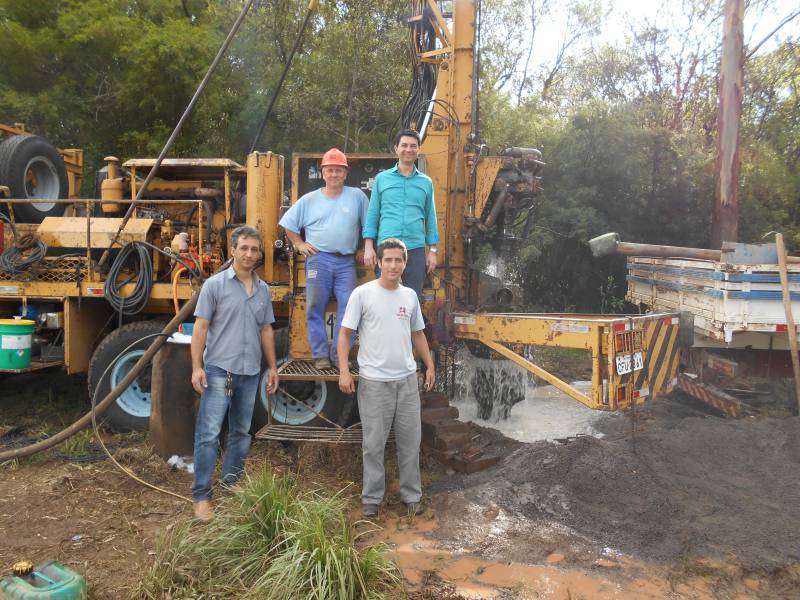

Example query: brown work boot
[193,500,214,521]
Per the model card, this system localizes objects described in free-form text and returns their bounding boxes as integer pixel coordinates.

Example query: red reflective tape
[613,322,628,332]
[776,324,798,332]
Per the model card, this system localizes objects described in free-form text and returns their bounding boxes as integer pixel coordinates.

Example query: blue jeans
[191,364,260,502]
[376,247,426,299]
[305,251,356,360]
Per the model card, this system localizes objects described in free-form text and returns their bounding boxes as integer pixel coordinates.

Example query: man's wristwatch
[429,247,437,253]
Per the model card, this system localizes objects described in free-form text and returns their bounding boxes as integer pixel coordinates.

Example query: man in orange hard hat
[279,148,369,370]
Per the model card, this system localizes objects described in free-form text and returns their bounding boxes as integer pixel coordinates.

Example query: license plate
[616,352,643,375]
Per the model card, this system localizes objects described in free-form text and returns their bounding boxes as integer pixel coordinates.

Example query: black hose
[0,234,48,275]
[0,213,19,240]
[104,241,153,316]
[103,240,203,316]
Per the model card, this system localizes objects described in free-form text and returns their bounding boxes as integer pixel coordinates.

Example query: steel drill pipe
[588,233,722,260]
[0,293,199,462]
[589,232,800,263]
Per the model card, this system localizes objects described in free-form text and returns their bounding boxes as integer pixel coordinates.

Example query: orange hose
[172,266,186,332]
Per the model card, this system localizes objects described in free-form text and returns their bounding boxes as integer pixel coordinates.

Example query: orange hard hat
[320,148,348,169]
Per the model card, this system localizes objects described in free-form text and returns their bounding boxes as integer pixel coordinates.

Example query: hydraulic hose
[0,293,199,463]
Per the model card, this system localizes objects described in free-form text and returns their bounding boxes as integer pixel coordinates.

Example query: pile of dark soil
[432,398,800,567]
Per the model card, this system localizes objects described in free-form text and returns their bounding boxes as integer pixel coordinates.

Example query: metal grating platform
[255,422,395,445]
[0,257,88,283]
[277,359,359,381]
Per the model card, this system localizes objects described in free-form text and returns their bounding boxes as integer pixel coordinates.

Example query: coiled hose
[104,240,202,316]
[0,214,48,275]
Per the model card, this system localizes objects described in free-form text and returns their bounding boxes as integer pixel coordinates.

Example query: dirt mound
[431,400,800,568]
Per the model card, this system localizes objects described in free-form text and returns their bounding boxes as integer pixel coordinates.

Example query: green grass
[138,467,402,599]
[59,429,95,456]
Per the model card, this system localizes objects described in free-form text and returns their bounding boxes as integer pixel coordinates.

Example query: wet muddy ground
[2,371,800,598]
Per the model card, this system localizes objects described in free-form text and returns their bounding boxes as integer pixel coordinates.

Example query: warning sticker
[2,334,31,350]
[0,286,20,295]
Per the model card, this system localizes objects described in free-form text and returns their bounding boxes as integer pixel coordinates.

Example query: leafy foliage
[1,0,798,309]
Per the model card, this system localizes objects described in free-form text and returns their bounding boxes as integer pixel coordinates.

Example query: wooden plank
[0,359,62,374]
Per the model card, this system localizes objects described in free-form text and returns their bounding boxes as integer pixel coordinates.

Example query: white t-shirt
[341,279,424,381]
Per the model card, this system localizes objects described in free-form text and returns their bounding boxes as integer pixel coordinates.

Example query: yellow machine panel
[37,217,153,248]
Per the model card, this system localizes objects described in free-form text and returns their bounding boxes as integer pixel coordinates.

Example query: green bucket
[0,319,36,370]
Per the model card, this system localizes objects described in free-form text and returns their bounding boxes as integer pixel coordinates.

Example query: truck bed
[627,256,800,349]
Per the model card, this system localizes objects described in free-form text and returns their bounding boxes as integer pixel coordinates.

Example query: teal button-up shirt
[363,164,439,250]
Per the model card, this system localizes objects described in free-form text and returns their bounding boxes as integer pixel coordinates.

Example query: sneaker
[313,357,332,370]
[193,500,214,522]
[404,502,425,516]
[361,503,380,517]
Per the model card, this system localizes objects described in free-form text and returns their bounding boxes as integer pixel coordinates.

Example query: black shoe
[361,503,380,517]
[404,502,425,516]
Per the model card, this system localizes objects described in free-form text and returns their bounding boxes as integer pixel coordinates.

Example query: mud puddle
[370,512,712,599]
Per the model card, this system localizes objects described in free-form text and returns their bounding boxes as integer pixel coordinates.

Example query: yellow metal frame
[452,312,682,410]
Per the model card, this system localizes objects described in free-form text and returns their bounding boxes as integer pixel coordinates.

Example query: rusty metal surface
[255,422,396,445]
[277,359,359,381]
[122,158,246,178]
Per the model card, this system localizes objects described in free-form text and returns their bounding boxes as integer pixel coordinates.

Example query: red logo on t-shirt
[397,306,409,320]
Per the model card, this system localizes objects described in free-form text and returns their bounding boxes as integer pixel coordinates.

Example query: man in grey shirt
[190,226,279,521]
[337,238,435,517]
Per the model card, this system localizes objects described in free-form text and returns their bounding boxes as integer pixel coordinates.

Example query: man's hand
[426,250,437,273]
[266,368,279,394]
[424,366,435,392]
[339,370,355,394]
[296,241,319,257]
[363,245,377,268]
[191,367,208,395]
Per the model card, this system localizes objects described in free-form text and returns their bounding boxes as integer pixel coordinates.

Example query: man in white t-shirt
[337,238,435,517]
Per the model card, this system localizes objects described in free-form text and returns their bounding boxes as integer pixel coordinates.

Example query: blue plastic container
[0,560,86,599]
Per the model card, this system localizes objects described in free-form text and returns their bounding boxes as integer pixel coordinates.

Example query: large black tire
[0,134,69,222]
[251,327,356,429]
[87,320,167,432]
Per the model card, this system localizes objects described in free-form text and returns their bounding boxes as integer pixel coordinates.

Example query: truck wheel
[0,134,69,222]
[251,328,356,429]
[88,320,167,432]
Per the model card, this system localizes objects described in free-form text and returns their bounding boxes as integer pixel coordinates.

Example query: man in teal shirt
[363,129,439,298]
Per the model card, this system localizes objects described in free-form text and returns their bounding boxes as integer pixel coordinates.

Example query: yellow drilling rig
[0,1,680,437]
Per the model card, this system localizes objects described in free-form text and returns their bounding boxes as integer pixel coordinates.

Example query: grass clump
[59,429,95,456]
[139,467,401,599]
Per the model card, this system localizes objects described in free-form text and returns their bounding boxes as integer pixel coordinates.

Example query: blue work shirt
[194,267,275,376]
[279,186,369,255]
[363,164,439,250]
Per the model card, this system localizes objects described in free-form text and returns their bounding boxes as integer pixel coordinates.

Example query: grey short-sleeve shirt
[194,267,275,376]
